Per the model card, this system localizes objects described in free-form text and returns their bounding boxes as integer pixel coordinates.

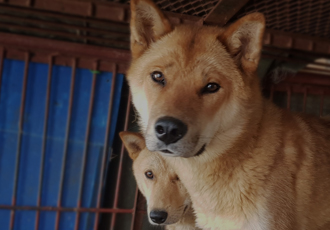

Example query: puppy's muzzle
[155,116,187,146]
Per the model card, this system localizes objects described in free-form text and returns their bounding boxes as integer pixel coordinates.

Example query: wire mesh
[108,0,219,17]
[233,0,330,38]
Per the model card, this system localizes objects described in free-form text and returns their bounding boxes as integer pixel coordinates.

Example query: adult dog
[120,131,200,230]
[126,0,330,229]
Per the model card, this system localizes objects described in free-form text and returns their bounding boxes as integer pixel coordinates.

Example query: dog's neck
[166,98,281,229]
[204,89,266,162]
[166,206,201,230]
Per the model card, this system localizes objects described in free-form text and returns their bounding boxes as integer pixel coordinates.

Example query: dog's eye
[145,171,154,179]
[151,71,165,86]
[202,83,220,94]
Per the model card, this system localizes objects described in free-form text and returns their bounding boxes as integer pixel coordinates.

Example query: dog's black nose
[149,210,168,224]
[155,116,187,145]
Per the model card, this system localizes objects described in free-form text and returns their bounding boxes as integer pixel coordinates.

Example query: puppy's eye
[151,71,165,86]
[202,83,220,94]
[145,171,154,179]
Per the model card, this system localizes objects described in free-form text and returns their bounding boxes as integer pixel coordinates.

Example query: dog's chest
[170,158,268,230]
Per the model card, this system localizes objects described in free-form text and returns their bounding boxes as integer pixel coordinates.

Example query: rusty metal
[204,0,250,25]
[35,56,54,230]
[0,4,130,49]
[264,29,330,55]
[93,63,118,230]
[280,72,330,87]
[132,192,147,230]
[74,61,98,230]
[273,83,330,96]
[270,85,274,101]
[110,93,132,230]
[0,205,135,213]
[0,14,129,38]
[0,32,130,73]
[286,86,291,109]
[10,52,30,230]
[233,0,330,39]
[303,88,308,113]
[0,48,4,97]
[0,4,129,28]
[320,92,325,116]
[0,22,129,49]
[54,59,77,230]
[261,54,330,69]
[130,187,140,230]
[104,0,218,17]
[156,0,218,17]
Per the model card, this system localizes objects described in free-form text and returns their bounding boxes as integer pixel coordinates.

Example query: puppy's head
[127,0,265,158]
[120,131,192,225]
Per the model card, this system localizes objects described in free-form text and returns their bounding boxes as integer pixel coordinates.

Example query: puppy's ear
[130,0,172,59]
[219,13,265,73]
[119,131,146,160]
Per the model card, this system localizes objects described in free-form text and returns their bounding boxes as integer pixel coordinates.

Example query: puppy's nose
[149,210,168,224]
[155,116,187,145]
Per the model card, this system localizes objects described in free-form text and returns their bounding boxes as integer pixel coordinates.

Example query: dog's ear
[219,13,265,73]
[119,131,146,160]
[130,0,172,59]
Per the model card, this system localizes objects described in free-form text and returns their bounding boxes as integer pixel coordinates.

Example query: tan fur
[120,132,201,230]
[127,1,330,229]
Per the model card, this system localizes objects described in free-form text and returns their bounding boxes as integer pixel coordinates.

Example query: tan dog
[126,0,330,229]
[120,131,200,230]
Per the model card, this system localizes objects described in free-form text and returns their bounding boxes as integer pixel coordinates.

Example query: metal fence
[0,33,142,230]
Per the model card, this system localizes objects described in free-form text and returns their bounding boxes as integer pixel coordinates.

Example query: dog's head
[127,0,265,158]
[120,131,192,225]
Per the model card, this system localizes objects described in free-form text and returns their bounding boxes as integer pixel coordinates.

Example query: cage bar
[93,63,118,229]
[0,22,129,48]
[130,186,139,230]
[303,88,308,113]
[287,86,291,110]
[0,48,4,97]
[74,61,99,230]
[54,58,77,230]
[35,55,54,230]
[0,205,134,213]
[270,85,274,101]
[10,52,30,230]
[320,92,325,116]
[110,93,132,230]
[0,14,129,38]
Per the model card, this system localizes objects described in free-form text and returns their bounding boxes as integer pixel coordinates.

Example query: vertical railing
[110,93,132,230]
[286,86,291,110]
[0,48,4,97]
[320,91,325,116]
[55,58,77,230]
[93,63,117,229]
[74,61,98,230]
[0,49,140,230]
[35,55,54,230]
[10,52,30,230]
[303,87,307,113]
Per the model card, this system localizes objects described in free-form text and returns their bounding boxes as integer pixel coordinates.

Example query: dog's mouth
[194,144,206,157]
[160,144,206,157]
[183,205,188,213]
[161,149,173,154]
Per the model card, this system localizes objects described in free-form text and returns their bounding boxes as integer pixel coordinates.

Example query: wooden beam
[203,0,250,26]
